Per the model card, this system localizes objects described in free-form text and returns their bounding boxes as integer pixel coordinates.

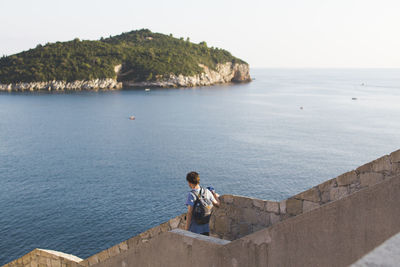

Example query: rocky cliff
[123,62,251,88]
[0,62,250,91]
[0,78,122,92]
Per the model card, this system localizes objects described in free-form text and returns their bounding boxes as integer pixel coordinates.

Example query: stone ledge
[170,229,231,245]
[390,149,400,163]
[38,249,83,262]
[337,171,358,186]
[3,248,84,267]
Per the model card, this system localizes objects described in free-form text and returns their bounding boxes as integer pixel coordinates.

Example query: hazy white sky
[1,0,400,68]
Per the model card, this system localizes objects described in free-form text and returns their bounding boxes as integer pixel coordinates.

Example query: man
[185,171,220,236]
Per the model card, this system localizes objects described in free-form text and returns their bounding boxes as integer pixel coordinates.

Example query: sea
[1,68,400,264]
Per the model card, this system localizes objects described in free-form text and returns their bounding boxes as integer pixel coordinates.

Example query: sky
[1,0,400,68]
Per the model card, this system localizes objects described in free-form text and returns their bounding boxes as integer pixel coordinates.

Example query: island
[0,29,251,91]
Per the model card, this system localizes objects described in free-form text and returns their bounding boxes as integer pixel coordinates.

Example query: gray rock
[123,62,251,88]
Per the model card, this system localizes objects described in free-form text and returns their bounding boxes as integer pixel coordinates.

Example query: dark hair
[186,171,200,185]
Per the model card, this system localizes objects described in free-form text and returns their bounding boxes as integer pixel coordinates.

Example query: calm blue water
[1,68,400,264]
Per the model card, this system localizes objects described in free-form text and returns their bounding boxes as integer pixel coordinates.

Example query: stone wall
[80,213,187,266]
[210,196,282,240]
[89,229,230,267]
[211,149,400,240]
[0,79,122,92]
[221,174,400,267]
[3,249,83,267]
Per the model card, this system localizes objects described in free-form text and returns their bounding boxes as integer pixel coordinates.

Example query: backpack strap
[197,187,203,199]
[190,187,201,201]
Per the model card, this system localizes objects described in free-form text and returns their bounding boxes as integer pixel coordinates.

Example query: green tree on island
[0,29,247,84]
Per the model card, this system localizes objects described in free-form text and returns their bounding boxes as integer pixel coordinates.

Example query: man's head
[186,171,200,186]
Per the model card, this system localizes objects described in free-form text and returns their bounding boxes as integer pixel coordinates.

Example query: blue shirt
[185,187,216,234]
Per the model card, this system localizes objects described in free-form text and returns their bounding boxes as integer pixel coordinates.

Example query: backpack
[192,187,213,225]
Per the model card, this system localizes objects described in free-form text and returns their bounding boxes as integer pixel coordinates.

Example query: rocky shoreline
[0,63,251,92]
[0,78,123,92]
[124,62,251,88]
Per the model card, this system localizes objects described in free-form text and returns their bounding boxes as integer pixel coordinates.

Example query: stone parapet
[3,249,83,267]
[80,213,186,266]
[211,149,400,240]
[210,195,281,240]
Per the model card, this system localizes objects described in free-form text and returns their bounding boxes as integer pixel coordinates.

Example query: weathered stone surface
[119,241,128,251]
[234,197,253,208]
[252,199,265,209]
[214,216,230,234]
[390,150,400,163]
[127,236,139,250]
[360,172,384,187]
[265,201,280,214]
[337,170,358,186]
[257,212,270,226]
[320,190,331,203]
[303,200,320,213]
[159,222,170,233]
[147,225,162,238]
[39,256,49,265]
[178,218,187,229]
[80,260,90,266]
[295,187,320,203]
[356,162,373,173]
[223,195,234,204]
[270,213,281,225]
[280,200,286,214]
[169,216,181,229]
[238,223,250,236]
[107,245,120,257]
[242,208,259,225]
[138,230,151,240]
[318,178,336,192]
[97,250,109,262]
[330,186,348,201]
[392,163,400,175]
[286,198,303,216]
[22,254,31,264]
[252,225,266,233]
[349,183,360,194]
[319,179,337,203]
[372,155,391,173]
[51,259,61,267]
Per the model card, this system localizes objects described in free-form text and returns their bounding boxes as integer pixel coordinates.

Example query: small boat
[145,88,150,92]
[300,106,303,110]
[129,116,136,120]
[352,97,357,100]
